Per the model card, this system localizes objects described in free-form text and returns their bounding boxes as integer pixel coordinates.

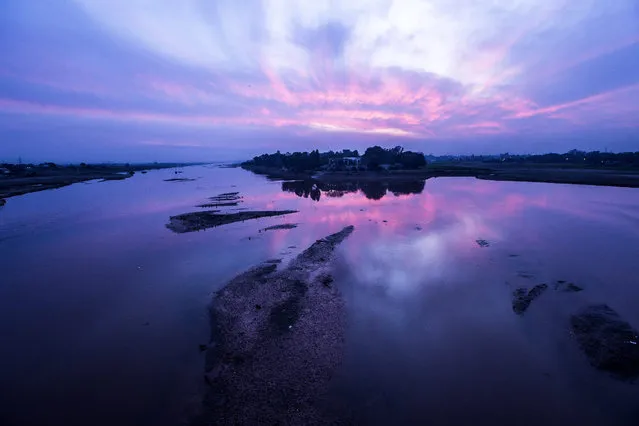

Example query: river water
[1,165,638,425]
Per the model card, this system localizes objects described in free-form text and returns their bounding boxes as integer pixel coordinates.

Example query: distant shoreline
[0,163,206,200]
[2,161,638,205]
[243,163,639,188]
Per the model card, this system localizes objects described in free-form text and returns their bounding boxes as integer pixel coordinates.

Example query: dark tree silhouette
[244,146,427,172]
[388,180,425,195]
[360,182,387,200]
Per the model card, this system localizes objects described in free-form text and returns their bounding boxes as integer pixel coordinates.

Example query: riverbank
[243,163,639,188]
[0,163,204,199]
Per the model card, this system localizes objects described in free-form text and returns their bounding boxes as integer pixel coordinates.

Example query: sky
[1,0,638,162]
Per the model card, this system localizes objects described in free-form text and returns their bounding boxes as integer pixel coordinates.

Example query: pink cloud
[0,98,299,129]
[452,121,508,135]
[2,55,637,143]
[510,84,639,122]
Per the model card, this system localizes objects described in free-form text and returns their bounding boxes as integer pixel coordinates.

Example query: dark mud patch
[166,210,298,233]
[164,178,196,182]
[512,284,548,315]
[571,304,639,380]
[196,202,239,208]
[318,273,334,288]
[263,223,298,231]
[192,226,354,425]
[209,192,242,202]
[476,239,490,247]
[269,280,307,334]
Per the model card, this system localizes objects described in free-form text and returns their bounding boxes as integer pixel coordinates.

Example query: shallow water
[1,166,638,425]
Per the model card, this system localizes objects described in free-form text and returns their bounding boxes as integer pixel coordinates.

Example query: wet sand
[192,226,354,425]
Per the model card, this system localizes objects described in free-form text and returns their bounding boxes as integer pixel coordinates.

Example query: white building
[328,157,362,169]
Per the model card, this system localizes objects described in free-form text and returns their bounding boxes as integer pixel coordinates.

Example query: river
[1,165,638,425]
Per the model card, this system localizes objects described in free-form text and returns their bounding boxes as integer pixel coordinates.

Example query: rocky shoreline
[191,226,354,425]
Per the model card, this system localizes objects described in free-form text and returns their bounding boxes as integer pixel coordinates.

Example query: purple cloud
[0,0,637,162]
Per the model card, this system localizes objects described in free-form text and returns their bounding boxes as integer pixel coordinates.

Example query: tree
[244,145,429,172]
[398,151,426,169]
[362,146,387,169]
[360,182,387,200]
[391,146,404,157]
[310,149,321,169]
[388,180,425,195]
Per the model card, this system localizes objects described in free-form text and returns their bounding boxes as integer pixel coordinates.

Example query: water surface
[1,166,638,425]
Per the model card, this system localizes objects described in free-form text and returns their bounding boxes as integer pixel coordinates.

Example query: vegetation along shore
[241,146,639,188]
[0,162,206,200]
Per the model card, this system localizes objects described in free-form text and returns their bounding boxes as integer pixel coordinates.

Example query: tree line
[430,150,639,168]
[496,150,639,167]
[243,146,426,172]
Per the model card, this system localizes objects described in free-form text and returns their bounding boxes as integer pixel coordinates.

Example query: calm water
[1,166,639,425]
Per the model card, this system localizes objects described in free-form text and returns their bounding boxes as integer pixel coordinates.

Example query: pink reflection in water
[2,166,639,426]
[239,176,639,301]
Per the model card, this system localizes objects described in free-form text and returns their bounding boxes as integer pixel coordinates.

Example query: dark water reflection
[281,178,426,201]
[1,166,639,425]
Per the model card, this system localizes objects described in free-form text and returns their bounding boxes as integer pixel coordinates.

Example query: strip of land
[192,226,354,425]
[263,223,298,231]
[164,177,197,182]
[242,146,639,188]
[0,163,204,200]
[166,210,299,233]
[196,202,239,208]
[245,163,639,188]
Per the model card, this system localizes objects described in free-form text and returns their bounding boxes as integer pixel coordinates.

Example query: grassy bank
[0,163,205,199]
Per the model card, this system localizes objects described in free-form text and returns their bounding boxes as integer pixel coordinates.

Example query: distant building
[0,167,10,175]
[327,157,362,170]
